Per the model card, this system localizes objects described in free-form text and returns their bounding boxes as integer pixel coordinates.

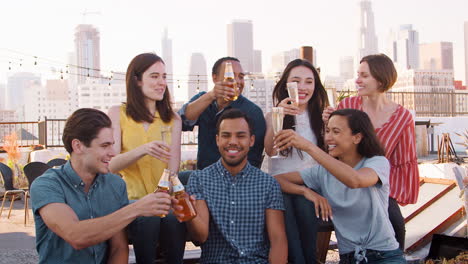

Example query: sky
[0,0,467,101]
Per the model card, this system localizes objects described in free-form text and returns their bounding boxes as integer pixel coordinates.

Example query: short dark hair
[360,53,397,92]
[212,57,240,76]
[126,53,174,123]
[216,109,253,135]
[62,108,112,154]
[329,109,385,158]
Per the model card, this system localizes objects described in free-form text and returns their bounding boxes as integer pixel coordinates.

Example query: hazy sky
[1,0,467,100]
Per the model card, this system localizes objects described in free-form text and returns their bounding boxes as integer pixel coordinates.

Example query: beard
[221,153,248,168]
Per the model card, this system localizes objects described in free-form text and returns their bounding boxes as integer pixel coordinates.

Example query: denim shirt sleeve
[30,172,65,215]
[178,92,207,131]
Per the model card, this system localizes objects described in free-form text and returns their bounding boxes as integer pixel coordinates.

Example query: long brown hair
[272,59,329,156]
[125,53,174,123]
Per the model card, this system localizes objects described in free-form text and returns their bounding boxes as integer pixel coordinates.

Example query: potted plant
[455,129,468,156]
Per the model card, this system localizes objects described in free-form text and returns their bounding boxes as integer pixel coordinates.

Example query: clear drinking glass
[271,107,285,159]
[161,125,171,144]
[287,82,299,107]
[287,82,299,127]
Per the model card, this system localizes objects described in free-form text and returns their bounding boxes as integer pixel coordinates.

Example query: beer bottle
[170,174,197,222]
[223,61,239,101]
[154,169,171,218]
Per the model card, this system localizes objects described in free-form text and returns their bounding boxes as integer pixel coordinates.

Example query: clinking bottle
[154,169,171,218]
[223,61,239,101]
[170,174,197,222]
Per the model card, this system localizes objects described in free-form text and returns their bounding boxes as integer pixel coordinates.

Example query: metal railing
[334,91,468,117]
[0,118,198,148]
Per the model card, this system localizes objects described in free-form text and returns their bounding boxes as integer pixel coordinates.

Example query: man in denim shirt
[30,108,181,264]
[186,109,287,264]
[178,57,266,169]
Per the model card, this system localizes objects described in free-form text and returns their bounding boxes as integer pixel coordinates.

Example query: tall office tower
[0,84,5,109]
[24,79,72,121]
[162,28,174,99]
[6,72,41,120]
[187,53,208,100]
[340,56,354,80]
[253,50,262,73]
[419,42,454,70]
[464,21,468,86]
[75,24,101,84]
[357,0,378,62]
[227,20,254,73]
[300,46,314,65]
[387,25,419,69]
[271,49,300,73]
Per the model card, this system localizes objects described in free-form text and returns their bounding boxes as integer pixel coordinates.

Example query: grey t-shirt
[300,156,399,255]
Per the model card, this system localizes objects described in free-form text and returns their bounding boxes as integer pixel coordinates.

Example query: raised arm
[264,112,276,156]
[265,209,287,264]
[275,129,380,189]
[37,192,172,250]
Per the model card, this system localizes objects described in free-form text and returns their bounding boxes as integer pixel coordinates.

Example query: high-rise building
[242,73,276,114]
[227,20,254,73]
[271,49,300,73]
[0,83,5,110]
[387,24,419,69]
[300,46,314,65]
[357,0,378,62]
[419,42,454,70]
[340,56,354,80]
[253,50,262,73]
[24,79,73,121]
[6,72,41,120]
[74,24,100,84]
[78,79,126,112]
[464,21,468,87]
[187,53,208,100]
[162,28,174,99]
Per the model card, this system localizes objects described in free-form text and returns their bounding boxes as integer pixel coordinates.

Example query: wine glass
[287,82,299,127]
[271,107,285,159]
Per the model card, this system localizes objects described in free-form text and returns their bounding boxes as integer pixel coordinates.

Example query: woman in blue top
[274,109,405,264]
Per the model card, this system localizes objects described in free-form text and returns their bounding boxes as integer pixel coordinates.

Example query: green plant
[455,129,468,148]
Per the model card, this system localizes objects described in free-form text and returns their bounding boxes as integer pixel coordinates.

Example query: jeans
[128,211,186,264]
[339,248,406,264]
[283,193,320,264]
[388,197,406,251]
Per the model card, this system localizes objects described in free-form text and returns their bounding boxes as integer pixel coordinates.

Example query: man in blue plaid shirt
[186,108,287,264]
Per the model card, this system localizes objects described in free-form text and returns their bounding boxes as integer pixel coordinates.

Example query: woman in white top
[264,59,329,264]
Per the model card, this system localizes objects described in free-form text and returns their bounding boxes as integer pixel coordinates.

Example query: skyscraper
[74,24,100,84]
[187,53,208,100]
[253,50,262,73]
[227,20,254,73]
[387,24,419,69]
[6,72,40,120]
[271,49,300,73]
[340,56,354,80]
[162,28,174,99]
[357,0,378,62]
[464,21,468,86]
[419,42,453,70]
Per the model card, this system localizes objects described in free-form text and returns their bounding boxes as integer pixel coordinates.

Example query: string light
[8,61,11,70]
[34,56,37,65]
[197,75,200,91]
[177,80,180,89]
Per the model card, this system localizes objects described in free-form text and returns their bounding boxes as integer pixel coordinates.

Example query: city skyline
[1,0,467,102]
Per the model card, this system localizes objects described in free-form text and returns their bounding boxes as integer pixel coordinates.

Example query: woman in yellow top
[108,53,184,264]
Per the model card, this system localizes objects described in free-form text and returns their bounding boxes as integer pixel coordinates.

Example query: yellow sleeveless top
[119,105,173,200]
